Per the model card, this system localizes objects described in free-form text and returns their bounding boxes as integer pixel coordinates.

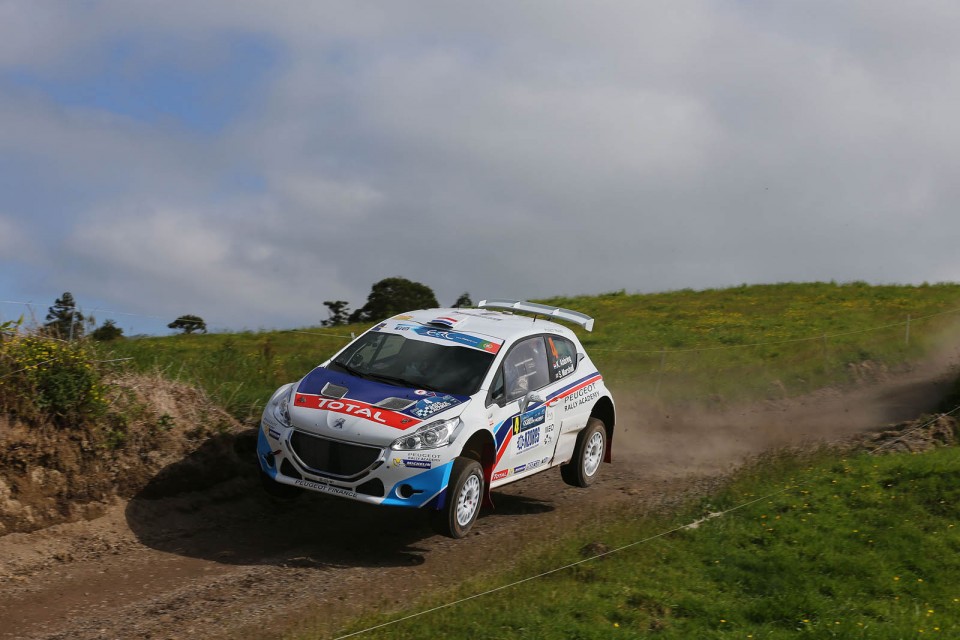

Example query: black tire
[431,457,484,538]
[259,469,302,500]
[560,417,606,487]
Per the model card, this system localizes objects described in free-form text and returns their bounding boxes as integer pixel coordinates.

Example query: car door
[487,335,564,481]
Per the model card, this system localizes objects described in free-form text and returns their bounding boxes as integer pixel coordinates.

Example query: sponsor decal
[294,478,357,498]
[515,426,541,453]
[267,427,282,440]
[411,326,502,353]
[332,417,345,430]
[564,393,600,412]
[515,458,544,474]
[414,389,435,397]
[393,315,414,320]
[393,458,432,469]
[513,406,546,434]
[545,421,556,442]
[295,394,421,430]
[371,322,387,332]
[492,469,509,481]
[403,451,442,461]
[410,394,459,419]
[562,383,600,412]
[393,323,411,331]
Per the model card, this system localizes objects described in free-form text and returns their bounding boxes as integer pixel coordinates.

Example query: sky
[1,1,959,335]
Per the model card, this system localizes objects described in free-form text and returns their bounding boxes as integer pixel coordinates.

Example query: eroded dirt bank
[0,350,957,640]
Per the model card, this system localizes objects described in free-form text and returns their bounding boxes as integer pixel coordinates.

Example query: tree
[168,314,207,334]
[453,292,473,308]
[45,292,84,339]
[348,277,439,323]
[92,319,124,341]
[321,300,351,327]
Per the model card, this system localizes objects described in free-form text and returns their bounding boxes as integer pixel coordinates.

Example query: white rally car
[257,300,615,538]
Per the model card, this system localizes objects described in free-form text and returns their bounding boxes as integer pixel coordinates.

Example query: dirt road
[0,352,956,640]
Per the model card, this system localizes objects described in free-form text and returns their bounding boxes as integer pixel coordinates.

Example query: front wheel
[431,457,484,538]
[560,417,606,487]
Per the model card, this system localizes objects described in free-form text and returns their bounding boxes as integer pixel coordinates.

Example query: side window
[546,336,578,382]
[502,337,550,402]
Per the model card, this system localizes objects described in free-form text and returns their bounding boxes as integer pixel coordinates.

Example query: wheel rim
[583,430,604,477]
[456,474,481,527]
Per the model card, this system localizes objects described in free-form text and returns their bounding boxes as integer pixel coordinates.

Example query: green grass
[332,445,960,639]
[95,281,960,421]
[542,281,960,402]
[96,327,361,422]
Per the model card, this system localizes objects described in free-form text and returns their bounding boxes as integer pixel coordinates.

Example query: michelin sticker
[393,458,432,469]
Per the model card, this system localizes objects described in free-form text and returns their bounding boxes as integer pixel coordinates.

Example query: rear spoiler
[477,299,595,332]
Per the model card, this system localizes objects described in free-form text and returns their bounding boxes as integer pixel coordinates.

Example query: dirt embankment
[0,373,248,535]
[0,349,957,640]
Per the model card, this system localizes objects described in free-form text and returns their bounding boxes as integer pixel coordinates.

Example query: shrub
[0,334,107,427]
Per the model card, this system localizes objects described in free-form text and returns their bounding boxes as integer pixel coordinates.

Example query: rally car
[257,299,615,538]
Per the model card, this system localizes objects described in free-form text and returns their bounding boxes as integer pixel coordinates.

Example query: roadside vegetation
[333,442,960,639]
[0,327,107,428]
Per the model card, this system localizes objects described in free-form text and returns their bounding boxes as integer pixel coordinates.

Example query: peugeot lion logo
[332,417,345,429]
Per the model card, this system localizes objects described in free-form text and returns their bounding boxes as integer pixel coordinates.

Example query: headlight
[391,417,461,451]
[266,384,294,429]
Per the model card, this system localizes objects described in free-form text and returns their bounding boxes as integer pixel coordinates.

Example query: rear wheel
[431,457,484,538]
[560,417,606,487]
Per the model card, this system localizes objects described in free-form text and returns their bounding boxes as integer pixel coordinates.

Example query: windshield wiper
[364,372,416,387]
[331,360,367,379]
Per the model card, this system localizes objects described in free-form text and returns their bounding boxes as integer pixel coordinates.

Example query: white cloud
[2,1,960,330]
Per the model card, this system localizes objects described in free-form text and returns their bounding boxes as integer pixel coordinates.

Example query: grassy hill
[96,281,960,421]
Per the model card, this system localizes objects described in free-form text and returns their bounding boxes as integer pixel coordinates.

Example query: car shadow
[126,430,437,569]
[124,429,554,570]
[485,492,555,516]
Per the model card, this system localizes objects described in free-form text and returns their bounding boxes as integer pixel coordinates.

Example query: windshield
[328,331,496,396]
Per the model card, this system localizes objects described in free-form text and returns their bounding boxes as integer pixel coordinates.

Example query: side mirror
[519,391,545,415]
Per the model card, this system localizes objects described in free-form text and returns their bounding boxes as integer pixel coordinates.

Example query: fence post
[905,314,911,346]
[654,347,667,398]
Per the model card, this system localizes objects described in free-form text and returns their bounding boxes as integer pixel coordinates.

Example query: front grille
[280,458,302,480]
[289,430,382,480]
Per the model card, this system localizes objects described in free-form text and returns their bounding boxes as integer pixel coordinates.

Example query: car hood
[288,366,471,446]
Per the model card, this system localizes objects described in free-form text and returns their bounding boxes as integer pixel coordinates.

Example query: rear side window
[546,336,578,382]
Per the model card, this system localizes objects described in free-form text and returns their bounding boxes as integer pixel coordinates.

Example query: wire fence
[331,402,960,639]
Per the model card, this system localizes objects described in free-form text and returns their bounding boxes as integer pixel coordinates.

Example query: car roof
[383,307,582,344]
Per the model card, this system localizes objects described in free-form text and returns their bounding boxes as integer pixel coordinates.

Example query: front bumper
[257,425,453,508]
